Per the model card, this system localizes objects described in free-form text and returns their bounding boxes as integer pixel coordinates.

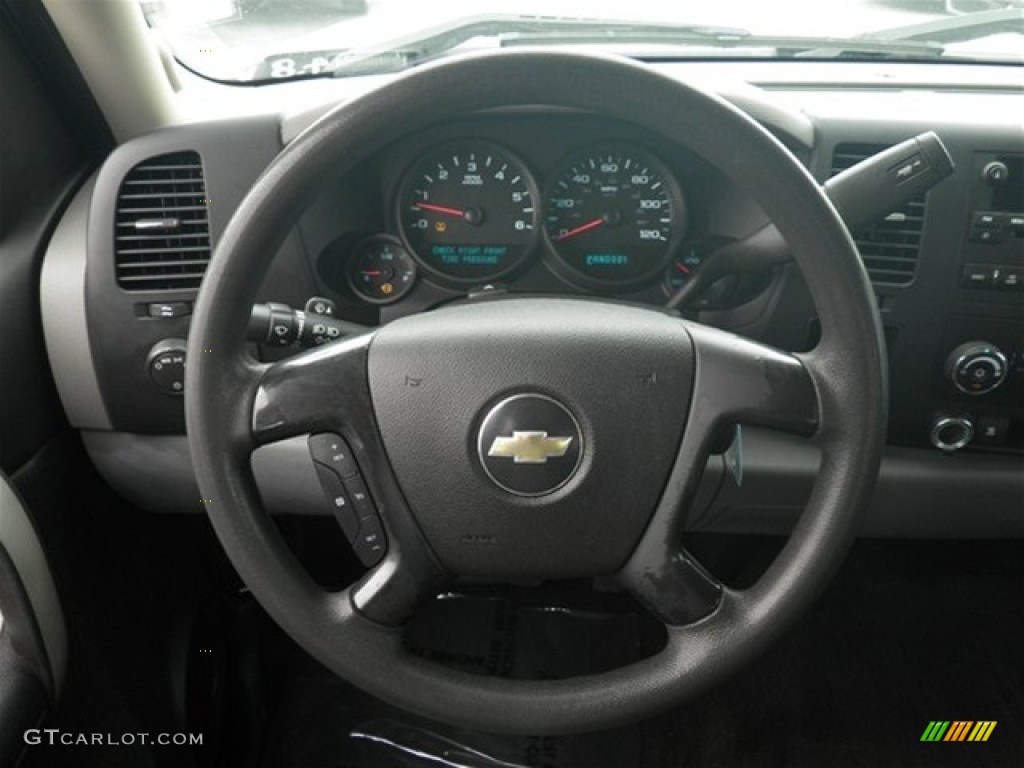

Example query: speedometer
[544,144,684,287]
[397,141,539,282]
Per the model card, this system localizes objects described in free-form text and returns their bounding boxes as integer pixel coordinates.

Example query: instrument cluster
[308,120,748,316]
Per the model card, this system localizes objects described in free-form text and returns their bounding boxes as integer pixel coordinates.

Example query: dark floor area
[13,441,1023,767]
[260,539,1024,768]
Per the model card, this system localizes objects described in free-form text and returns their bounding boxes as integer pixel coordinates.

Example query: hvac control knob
[930,416,974,453]
[146,338,187,396]
[981,160,1009,185]
[945,341,1008,396]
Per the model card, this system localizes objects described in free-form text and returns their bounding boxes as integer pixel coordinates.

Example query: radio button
[968,227,1000,244]
[998,269,1022,290]
[971,211,1002,229]
[961,264,993,287]
[976,417,1010,446]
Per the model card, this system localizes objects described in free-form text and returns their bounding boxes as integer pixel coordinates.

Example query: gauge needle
[675,263,691,274]
[556,217,605,241]
[414,202,466,217]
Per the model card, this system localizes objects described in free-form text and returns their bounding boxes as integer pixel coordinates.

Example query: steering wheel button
[308,433,360,477]
[313,465,358,539]
[353,518,387,567]
[342,476,376,519]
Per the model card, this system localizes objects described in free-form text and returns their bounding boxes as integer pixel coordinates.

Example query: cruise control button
[313,465,358,538]
[353,517,387,566]
[342,476,376,520]
[308,433,360,478]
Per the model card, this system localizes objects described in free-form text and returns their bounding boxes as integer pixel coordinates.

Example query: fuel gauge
[664,236,736,304]
[347,235,417,304]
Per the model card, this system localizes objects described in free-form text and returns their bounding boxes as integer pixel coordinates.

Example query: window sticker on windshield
[254,50,349,79]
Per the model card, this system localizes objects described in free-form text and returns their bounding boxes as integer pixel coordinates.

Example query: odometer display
[545,145,684,286]
[398,141,539,281]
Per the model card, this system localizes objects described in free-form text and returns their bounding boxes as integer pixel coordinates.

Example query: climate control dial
[946,341,1008,396]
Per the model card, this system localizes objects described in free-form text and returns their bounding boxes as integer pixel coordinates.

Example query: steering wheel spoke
[249,331,449,626]
[622,545,724,626]
[251,333,374,445]
[687,322,819,438]
[351,552,449,626]
[618,322,820,626]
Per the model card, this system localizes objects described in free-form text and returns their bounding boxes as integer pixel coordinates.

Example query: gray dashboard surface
[82,429,1024,538]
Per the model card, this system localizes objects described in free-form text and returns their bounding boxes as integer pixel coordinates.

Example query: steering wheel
[185,51,886,734]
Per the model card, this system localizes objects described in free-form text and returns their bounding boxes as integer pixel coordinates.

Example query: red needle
[414,201,466,217]
[362,270,382,277]
[675,263,691,274]
[556,217,604,241]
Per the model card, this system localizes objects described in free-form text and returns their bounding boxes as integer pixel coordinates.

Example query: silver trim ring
[476,393,584,497]
[951,348,1008,396]
[930,417,974,452]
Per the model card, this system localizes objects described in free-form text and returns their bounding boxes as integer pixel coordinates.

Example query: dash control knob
[146,338,187,396]
[945,341,1008,396]
[930,416,974,453]
[981,161,1009,185]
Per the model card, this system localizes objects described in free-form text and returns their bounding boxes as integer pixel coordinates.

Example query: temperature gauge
[347,235,417,304]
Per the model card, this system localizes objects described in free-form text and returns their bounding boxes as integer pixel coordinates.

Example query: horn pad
[367,298,693,579]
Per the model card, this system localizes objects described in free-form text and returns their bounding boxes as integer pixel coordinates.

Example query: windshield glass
[141,0,1024,82]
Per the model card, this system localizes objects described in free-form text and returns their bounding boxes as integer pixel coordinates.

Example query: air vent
[115,151,210,291]
[831,143,925,286]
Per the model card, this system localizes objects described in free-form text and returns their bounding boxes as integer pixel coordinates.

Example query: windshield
[141,0,1024,82]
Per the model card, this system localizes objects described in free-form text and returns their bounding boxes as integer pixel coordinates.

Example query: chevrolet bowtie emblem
[478,394,582,496]
[487,431,573,464]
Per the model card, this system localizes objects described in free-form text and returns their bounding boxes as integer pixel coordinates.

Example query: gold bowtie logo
[487,431,573,464]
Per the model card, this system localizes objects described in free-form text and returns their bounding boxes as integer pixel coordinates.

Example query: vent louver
[115,151,210,291]
[831,143,925,286]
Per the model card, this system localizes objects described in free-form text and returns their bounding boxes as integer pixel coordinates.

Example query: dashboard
[39,62,1024,537]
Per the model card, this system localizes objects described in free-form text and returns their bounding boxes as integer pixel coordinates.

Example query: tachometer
[544,144,684,287]
[397,141,539,281]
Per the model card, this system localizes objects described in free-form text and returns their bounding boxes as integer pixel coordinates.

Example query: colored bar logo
[921,721,997,742]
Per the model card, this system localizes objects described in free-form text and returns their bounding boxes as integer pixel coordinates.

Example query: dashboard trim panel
[40,174,111,431]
